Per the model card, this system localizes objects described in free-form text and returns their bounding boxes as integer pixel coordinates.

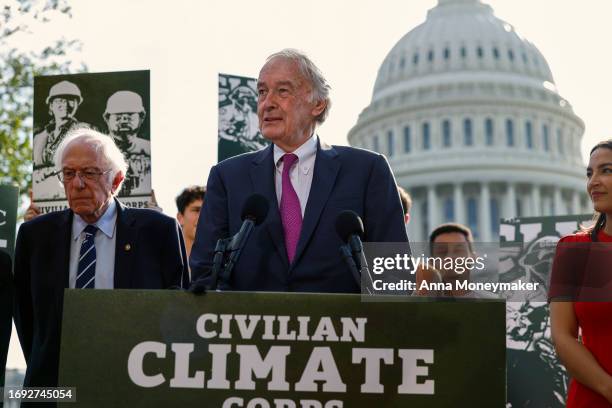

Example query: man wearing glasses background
[13,128,188,390]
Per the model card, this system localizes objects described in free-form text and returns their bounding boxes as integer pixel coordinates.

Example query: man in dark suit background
[13,129,188,389]
[0,250,12,389]
[190,49,409,293]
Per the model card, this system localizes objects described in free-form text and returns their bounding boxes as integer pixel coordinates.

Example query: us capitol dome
[347,0,589,242]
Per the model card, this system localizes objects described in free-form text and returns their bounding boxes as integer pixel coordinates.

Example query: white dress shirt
[69,199,117,289]
[273,134,318,216]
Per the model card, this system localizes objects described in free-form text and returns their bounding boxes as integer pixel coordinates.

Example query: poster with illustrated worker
[500,214,592,408]
[32,70,152,213]
[218,73,268,161]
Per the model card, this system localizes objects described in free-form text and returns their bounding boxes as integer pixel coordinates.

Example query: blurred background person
[416,222,496,298]
[24,189,41,222]
[550,139,612,407]
[398,185,412,225]
[175,185,205,260]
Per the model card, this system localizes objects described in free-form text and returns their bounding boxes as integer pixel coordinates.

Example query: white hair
[265,48,331,124]
[54,127,128,196]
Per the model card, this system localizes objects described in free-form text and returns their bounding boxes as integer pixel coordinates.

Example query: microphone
[205,237,230,291]
[221,194,269,284]
[335,210,373,293]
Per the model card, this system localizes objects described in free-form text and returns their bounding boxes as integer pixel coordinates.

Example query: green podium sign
[59,291,505,407]
[0,184,19,260]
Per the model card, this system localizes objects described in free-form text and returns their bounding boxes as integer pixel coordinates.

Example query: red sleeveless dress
[551,230,612,407]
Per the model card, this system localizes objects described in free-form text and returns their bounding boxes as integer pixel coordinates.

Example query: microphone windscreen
[335,210,364,243]
[241,193,269,225]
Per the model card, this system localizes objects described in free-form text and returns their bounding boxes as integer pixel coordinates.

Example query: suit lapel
[114,199,137,288]
[292,140,340,267]
[55,209,73,290]
[250,145,289,269]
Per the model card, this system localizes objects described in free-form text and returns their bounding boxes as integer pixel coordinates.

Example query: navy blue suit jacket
[13,199,188,388]
[0,250,12,389]
[190,140,409,293]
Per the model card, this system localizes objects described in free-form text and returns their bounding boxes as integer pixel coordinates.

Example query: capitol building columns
[427,185,438,236]
[406,181,587,242]
[505,183,517,220]
[479,183,491,242]
[531,185,542,217]
[553,186,563,215]
[572,190,581,215]
[453,183,465,225]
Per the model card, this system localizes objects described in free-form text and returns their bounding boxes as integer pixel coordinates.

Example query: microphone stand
[213,218,257,291]
[340,238,374,295]
[349,236,374,294]
[208,237,231,291]
[223,219,255,280]
[340,244,362,289]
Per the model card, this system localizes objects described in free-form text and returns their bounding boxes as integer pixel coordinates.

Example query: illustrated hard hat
[45,80,83,105]
[104,91,145,115]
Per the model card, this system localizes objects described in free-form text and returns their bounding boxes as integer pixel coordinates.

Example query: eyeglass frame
[57,167,113,183]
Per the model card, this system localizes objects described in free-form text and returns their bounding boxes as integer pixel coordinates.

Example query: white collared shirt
[69,200,117,289]
[273,134,318,216]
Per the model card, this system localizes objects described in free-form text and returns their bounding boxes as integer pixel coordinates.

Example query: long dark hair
[589,139,612,241]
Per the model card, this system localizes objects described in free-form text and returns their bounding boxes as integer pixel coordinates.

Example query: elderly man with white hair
[13,128,188,389]
[190,49,409,293]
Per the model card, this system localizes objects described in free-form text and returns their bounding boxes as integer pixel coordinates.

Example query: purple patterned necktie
[280,153,302,263]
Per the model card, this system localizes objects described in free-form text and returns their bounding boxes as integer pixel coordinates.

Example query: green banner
[0,184,19,260]
[59,291,505,407]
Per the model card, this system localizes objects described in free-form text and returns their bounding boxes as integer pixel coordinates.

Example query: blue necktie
[76,225,98,289]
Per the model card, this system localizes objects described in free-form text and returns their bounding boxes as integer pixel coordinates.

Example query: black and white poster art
[218,73,268,161]
[501,214,592,407]
[32,70,151,213]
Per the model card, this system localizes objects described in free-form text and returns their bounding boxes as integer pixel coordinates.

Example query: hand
[145,189,163,212]
[415,264,442,296]
[188,279,208,295]
[24,189,42,222]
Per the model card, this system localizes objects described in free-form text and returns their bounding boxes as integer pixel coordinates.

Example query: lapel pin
[125,244,131,251]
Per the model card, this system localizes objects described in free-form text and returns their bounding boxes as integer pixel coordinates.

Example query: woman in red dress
[550,139,612,407]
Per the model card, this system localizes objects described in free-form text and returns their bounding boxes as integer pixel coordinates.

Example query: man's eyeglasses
[58,168,112,183]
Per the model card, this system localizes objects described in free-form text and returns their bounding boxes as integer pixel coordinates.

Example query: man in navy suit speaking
[14,129,188,389]
[190,49,409,293]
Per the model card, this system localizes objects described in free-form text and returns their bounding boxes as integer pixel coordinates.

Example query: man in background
[398,186,412,225]
[416,223,497,298]
[176,185,205,260]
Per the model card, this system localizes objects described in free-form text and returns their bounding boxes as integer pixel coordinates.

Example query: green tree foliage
[0,0,84,203]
